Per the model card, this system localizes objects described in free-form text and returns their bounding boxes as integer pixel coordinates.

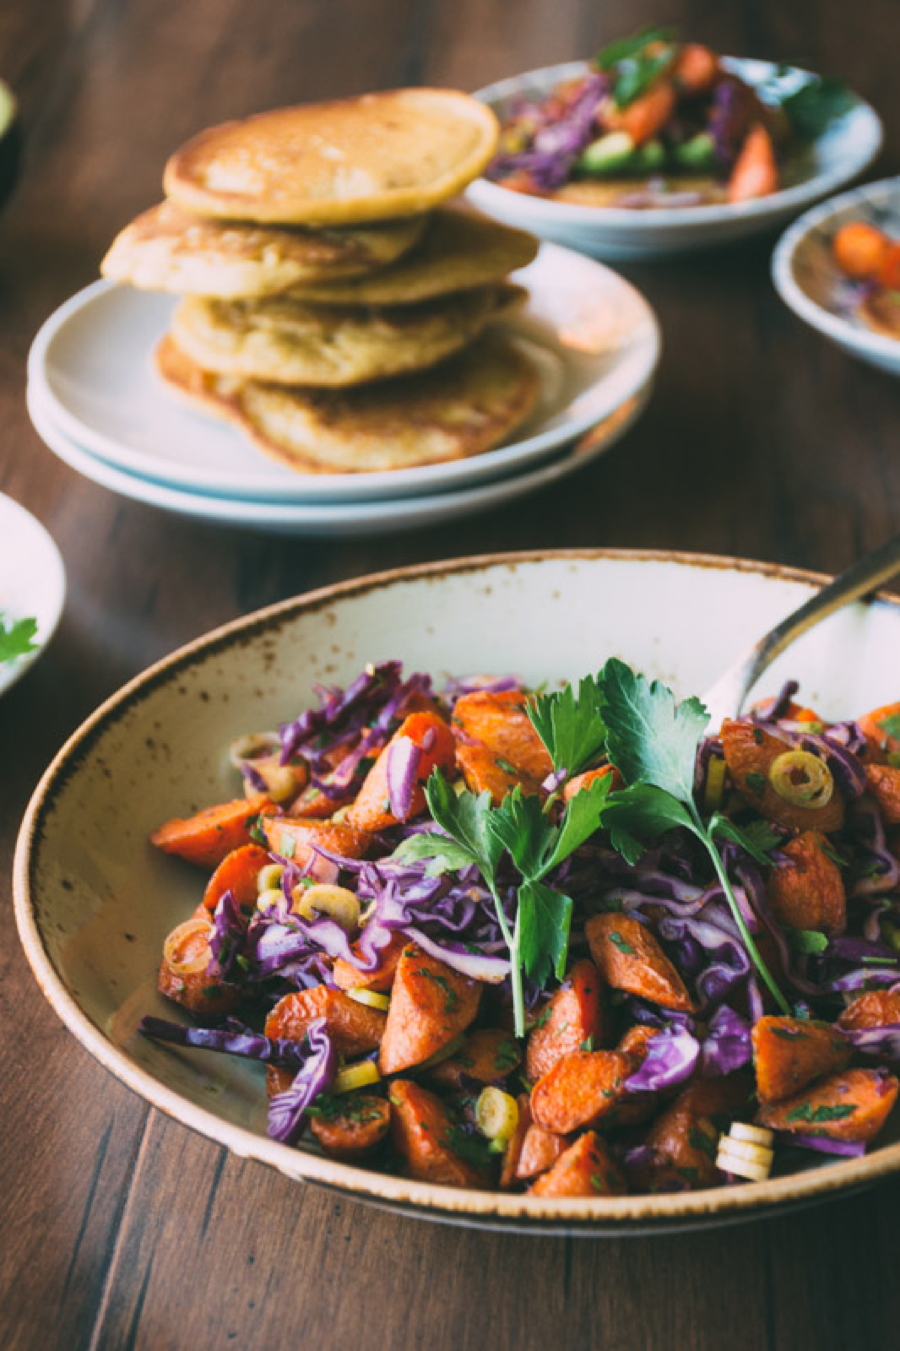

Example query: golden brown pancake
[285,206,538,305]
[154,330,539,474]
[163,89,499,225]
[169,284,525,387]
[100,201,427,297]
[857,292,900,340]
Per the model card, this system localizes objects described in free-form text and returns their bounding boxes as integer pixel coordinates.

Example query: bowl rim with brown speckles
[14,547,900,1234]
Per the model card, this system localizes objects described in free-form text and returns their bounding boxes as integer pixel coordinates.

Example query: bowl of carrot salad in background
[15,551,900,1234]
[467,28,882,259]
[773,176,900,376]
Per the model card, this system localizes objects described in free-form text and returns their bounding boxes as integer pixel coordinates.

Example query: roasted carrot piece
[345,710,456,831]
[265,985,386,1057]
[530,1049,633,1135]
[604,79,677,145]
[877,242,900,291]
[151,795,273,868]
[632,1093,723,1191]
[260,816,371,866]
[757,1068,899,1142]
[675,1072,755,1120]
[727,123,778,202]
[452,689,552,779]
[865,762,900,825]
[499,1094,533,1190]
[529,1131,626,1197]
[332,931,407,993]
[671,42,720,94]
[378,945,482,1074]
[427,1027,522,1090]
[526,958,608,1081]
[838,989,900,1030]
[753,1015,851,1104]
[616,1024,660,1065]
[585,913,695,1012]
[308,1093,391,1159]
[516,1122,568,1182]
[562,764,620,802]
[389,1079,489,1188]
[454,740,540,804]
[767,831,846,935]
[832,221,891,280]
[720,719,845,832]
[157,917,241,1017]
[857,701,900,757]
[202,843,271,912]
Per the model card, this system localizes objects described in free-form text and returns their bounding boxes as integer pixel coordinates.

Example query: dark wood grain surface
[3,2,900,1347]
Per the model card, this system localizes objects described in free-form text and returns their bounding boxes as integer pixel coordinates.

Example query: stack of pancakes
[101,89,542,475]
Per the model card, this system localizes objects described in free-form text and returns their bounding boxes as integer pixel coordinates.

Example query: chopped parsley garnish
[745,771,768,797]
[784,1102,856,1124]
[608,931,635,956]
[416,967,459,1014]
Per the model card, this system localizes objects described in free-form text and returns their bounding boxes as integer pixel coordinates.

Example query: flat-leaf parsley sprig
[598,658,791,1015]
[396,770,613,1036]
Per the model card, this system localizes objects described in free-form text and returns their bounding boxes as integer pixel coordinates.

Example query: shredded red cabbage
[267,1018,336,1145]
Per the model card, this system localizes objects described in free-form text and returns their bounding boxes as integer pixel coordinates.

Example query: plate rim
[25,376,652,529]
[27,248,661,503]
[772,174,900,362]
[0,492,66,697]
[14,546,900,1231]
[469,57,883,231]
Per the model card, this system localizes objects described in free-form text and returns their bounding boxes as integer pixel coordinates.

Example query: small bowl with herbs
[467,28,882,259]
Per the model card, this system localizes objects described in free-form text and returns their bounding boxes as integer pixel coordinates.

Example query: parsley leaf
[878,712,900,741]
[526,674,607,778]
[708,813,777,866]
[779,77,856,139]
[0,614,38,664]
[594,25,675,71]
[541,773,615,872]
[394,831,480,877]
[517,879,573,986]
[424,776,503,882]
[599,659,791,1016]
[486,786,557,880]
[600,658,708,803]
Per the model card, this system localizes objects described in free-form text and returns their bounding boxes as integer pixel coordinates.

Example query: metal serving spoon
[701,532,900,728]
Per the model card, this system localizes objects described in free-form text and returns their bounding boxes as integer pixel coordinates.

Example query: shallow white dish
[14,549,900,1235]
[468,58,883,260]
[772,175,900,375]
[0,492,65,697]
[27,244,660,503]
[27,378,651,536]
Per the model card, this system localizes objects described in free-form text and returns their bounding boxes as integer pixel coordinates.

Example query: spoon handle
[703,533,900,723]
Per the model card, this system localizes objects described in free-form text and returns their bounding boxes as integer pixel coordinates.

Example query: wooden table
[3,1,900,1346]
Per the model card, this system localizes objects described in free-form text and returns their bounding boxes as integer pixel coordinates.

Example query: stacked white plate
[27,243,660,536]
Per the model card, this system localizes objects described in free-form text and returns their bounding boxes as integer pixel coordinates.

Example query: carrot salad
[141,660,900,1197]
[486,27,854,209]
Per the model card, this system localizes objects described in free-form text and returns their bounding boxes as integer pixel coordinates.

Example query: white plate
[27,245,660,503]
[772,175,900,375]
[467,59,883,260]
[0,493,65,696]
[26,378,652,536]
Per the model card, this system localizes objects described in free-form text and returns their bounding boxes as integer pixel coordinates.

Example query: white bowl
[0,493,65,697]
[467,59,883,260]
[14,550,900,1235]
[772,175,900,375]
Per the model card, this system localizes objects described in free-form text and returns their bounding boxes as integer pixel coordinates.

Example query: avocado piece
[575,131,635,177]
[674,131,715,170]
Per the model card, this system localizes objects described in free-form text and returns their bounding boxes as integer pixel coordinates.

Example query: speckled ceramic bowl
[14,550,900,1235]
[772,176,900,375]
